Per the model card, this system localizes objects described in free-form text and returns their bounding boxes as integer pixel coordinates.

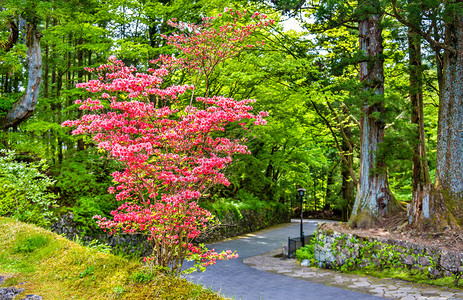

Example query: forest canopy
[0,0,462,235]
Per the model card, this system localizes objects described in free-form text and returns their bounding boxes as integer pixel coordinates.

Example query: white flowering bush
[0,149,57,226]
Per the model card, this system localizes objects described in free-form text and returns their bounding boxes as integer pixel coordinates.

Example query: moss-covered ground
[0,217,223,299]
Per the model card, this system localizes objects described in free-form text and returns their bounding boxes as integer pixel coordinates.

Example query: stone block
[440,250,459,272]
[428,267,441,277]
[301,259,311,267]
[414,244,425,254]
[403,255,416,266]
[418,256,430,267]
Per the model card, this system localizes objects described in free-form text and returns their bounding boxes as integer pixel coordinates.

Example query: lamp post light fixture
[297,188,306,246]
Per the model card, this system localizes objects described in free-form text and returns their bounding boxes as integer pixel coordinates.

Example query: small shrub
[79,266,95,278]
[87,239,112,253]
[0,150,57,226]
[130,271,154,284]
[112,286,127,297]
[72,235,112,254]
[72,197,108,236]
[15,235,50,253]
[295,236,316,265]
[0,178,16,215]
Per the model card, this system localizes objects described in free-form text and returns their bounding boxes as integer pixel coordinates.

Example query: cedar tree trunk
[408,3,463,231]
[349,1,401,228]
[428,9,463,230]
[407,1,432,227]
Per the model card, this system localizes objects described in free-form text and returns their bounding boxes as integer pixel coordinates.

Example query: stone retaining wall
[51,207,290,254]
[314,223,462,278]
[50,213,150,256]
[196,207,290,243]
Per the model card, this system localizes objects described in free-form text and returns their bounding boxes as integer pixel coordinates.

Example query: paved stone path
[185,220,463,300]
[245,247,463,300]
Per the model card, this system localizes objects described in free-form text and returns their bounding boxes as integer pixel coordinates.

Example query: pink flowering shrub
[63,10,271,275]
[163,8,273,102]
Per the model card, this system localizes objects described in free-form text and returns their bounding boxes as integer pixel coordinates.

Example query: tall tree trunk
[349,0,401,228]
[341,123,355,221]
[57,65,63,165]
[4,73,9,93]
[407,0,432,227]
[1,22,42,129]
[325,165,335,207]
[77,38,85,151]
[44,18,49,98]
[431,7,444,94]
[51,63,57,165]
[87,50,92,81]
[313,171,318,212]
[427,7,463,230]
[342,167,355,221]
[389,0,463,231]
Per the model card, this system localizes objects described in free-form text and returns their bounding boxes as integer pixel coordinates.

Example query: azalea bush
[63,10,271,275]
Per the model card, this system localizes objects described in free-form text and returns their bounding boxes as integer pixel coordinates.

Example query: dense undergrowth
[0,217,223,299]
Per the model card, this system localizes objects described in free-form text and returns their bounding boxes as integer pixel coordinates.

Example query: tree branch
[1,22,42,129]
[0,19,18,52]
[388,0,456,55]
[310,100,359,186]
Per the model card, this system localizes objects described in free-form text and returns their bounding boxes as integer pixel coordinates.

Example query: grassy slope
[0,217,223,299]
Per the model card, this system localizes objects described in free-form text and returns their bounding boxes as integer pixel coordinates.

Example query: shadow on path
[184,220,384,300]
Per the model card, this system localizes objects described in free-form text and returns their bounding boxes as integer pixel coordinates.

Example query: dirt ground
[320,212,463,252]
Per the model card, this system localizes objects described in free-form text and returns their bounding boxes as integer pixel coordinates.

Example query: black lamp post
[297,188,306,246]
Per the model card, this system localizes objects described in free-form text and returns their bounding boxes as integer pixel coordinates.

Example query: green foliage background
[0,0,442,233]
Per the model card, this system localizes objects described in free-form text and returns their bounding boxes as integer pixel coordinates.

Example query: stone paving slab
[186,221,382,299]
[244,248,463,300]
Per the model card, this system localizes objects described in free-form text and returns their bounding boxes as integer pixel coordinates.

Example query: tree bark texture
[349,1,400,228]
[407,1,432,227]
[1,22,42,130]
[409,2,463,231]
[430,7,463,229]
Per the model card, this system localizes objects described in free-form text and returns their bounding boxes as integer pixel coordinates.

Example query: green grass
[130,271,155,284]
[348,267,461,289]
[15,235,51,253]
[0,217,224,299]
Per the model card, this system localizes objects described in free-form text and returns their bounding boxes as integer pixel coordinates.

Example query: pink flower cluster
[162,9,274,77]
[63,11,269,276]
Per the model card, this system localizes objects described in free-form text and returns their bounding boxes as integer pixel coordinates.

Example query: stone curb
[243,248,463,300]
